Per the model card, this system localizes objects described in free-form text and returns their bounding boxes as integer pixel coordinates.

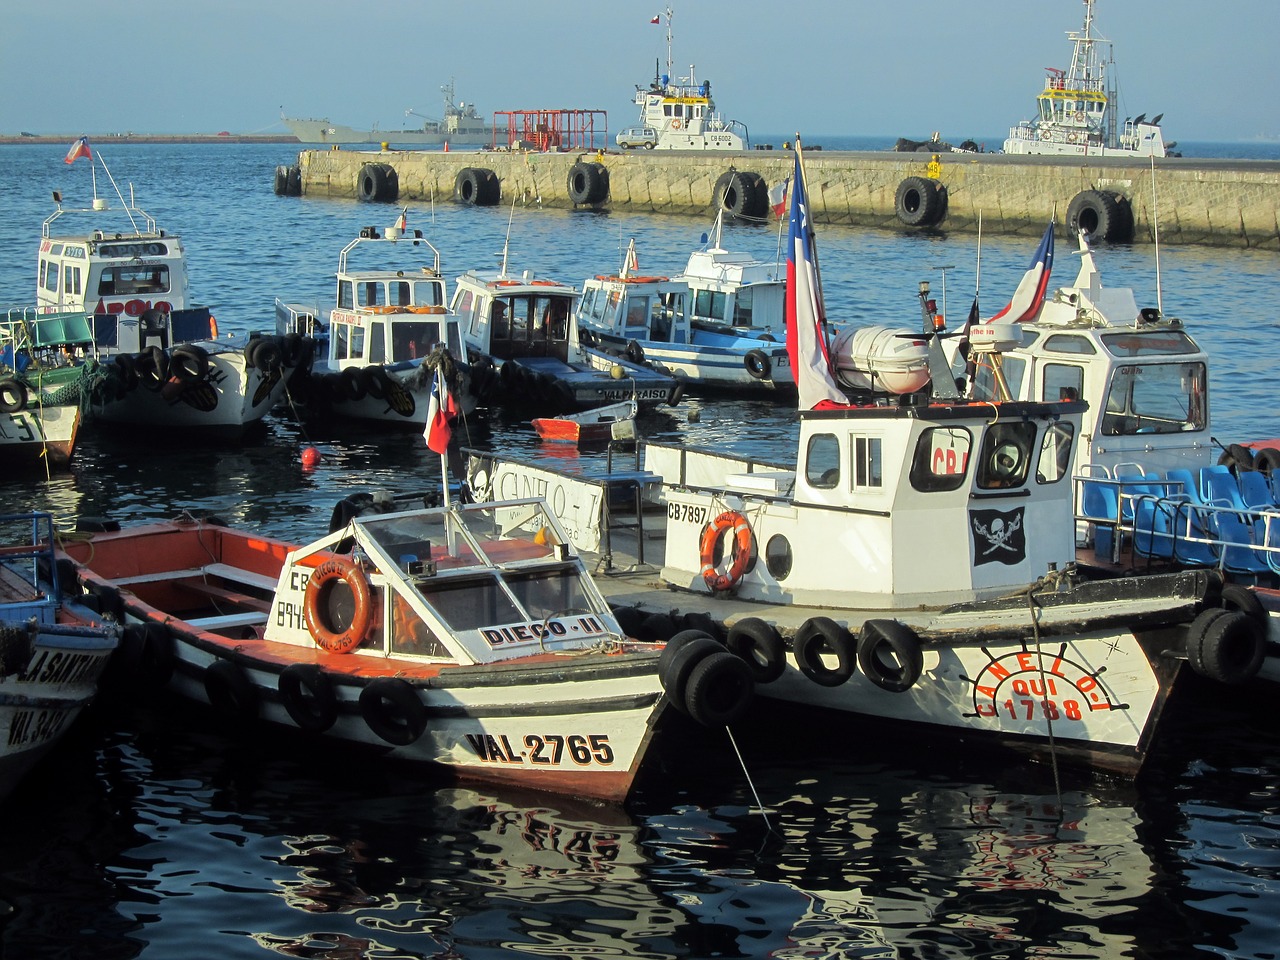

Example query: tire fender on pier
[713,170,767,221]
[894,176,945,227]
[1066,189,1134,243]
[567,161,609,205]
[357,163,398,203]
[454,167,500,205]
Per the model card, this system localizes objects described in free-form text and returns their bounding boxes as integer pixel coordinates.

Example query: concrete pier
[289,147,1280,250]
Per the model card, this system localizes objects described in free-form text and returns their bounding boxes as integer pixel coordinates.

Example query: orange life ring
[699,511,753,591]
[209,315,218,338]
[304,557,374,654]
[407,305,446,314]
[671,119,682,130]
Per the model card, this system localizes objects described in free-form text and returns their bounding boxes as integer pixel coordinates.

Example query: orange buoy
[301,446,321,468]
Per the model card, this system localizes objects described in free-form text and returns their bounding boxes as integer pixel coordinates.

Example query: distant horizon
[2,1,1276,144]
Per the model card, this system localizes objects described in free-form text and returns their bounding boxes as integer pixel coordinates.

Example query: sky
[2,0,1276,143]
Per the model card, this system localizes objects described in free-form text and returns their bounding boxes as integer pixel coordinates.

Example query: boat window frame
[976,420,1038,490]
[909,426,972,492]
[1035,421,1075,485]
[804,432,841,490]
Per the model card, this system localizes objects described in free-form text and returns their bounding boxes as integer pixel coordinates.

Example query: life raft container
[699,511,754,591]
[303,558,374,654]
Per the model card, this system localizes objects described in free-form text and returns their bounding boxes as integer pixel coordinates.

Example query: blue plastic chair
[1164,468,1219,566]
[1239,470,1278,510]
[1079,464,1118,557]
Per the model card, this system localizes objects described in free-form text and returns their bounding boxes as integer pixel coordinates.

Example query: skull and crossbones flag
[969,507,1026,566]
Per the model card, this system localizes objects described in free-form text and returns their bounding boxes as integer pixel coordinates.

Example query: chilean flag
[988,222,1055,323]
[768,178,789,218]
[64,137,92,164]
[424,368,458,454]
[784,149,845,409]
[650,14,661,23]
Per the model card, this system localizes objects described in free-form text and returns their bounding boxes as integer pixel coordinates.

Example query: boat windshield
[1100,362,1206,435]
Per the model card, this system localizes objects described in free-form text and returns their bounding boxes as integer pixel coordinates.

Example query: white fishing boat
[35,143,312,438]
[282,81,493,147]
[57,495,756,803]
[467,143,1231,777]
[615,8,748,152]
[962,227,1280,685]
[1003,0,1174,158]
[275,213,484,428]
[450,239,683,412]
[1,512,119,803]
[577,228,794,393]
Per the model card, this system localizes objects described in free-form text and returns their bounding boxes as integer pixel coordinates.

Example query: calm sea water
[2,141,1279,959]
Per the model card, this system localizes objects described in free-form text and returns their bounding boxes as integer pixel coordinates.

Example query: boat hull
[282,118,492,147]
[0,403,79,471]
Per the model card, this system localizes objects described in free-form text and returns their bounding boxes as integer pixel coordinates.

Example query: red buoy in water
[301,446,321,468]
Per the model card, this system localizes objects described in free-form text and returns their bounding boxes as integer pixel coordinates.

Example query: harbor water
[1,140,1278,958]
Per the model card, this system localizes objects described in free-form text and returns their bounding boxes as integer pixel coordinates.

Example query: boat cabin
[578,274,688,345]
[969,242,1210,479]
[266,499,621,665]
[453,271,578,364]
[657,398,1082,609]
[673,240,785,336]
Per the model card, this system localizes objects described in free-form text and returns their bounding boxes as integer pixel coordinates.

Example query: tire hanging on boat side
[360,677,427,745]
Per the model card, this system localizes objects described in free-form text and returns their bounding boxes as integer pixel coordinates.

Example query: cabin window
[625,295,651,335]
[733,287,754,326]
[543,297,570,340]
[96,265,168,296]
[1042,334,1097,355]
[853,436,883,490]
[63,266,81,297]
[909,427,972,492]
[333,324,350,360]
[41,261,59,294]
[504,569,593,623]
[1042,363,1084,403]
[368,321,386,363]
[1036,422,1075,484]
[804,433,841,489]
[605,290,624,325]
[338,280,354,310]
[413,280,443,307]
[389,281,412,307]
[392,321,442,360]
[508,297,531,342]
[357,281,382,308]
[349,325,366,359]
[694,289,728,322]
[390,594,449,658]
[976,421,1037,490]
[1100,362,1206,435]
[417,575,524,633]
[971,354,1026,402]
[490,299,511,340]
[578,287,598,321]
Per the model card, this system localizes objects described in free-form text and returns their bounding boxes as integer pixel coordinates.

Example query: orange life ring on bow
[209,315,218,338]
[671,119,682,130]
[699,511,753,591]
[304,558,373,653]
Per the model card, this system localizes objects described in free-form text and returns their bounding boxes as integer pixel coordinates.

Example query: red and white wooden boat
[532,399,637,444]
[57,495,754,802]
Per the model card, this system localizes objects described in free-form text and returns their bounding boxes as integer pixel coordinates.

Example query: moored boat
[577,229,795,394]
[469,142,1232,777]
[450,241,682,412]
[56,495,757,802]
[615,7,748,152]
[1003,0,1175,158]
[0,308,100,472]
[1,512,120,803]
[275,213,483,428]
[282,81,493,147]
[532,398,637,444]
[36,142,312,438]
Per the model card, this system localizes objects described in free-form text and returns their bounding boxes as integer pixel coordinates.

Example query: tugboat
[615,7,749,152]
[1003,0,1174,158]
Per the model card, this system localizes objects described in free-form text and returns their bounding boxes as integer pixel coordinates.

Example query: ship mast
[661,6,674,80]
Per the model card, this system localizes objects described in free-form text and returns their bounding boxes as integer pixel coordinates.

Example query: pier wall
[293,147,1280,250]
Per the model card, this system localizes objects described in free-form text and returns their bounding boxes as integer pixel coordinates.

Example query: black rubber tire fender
[1185,607,1265,685]
[567,161,609,205]
[1217,443,1256,474]
[611,605,647,639]
[681,651,754,728]
[857,619,924,692]
[278,663,339,733]
[1252,446,1280,479]
[170,343,210,383]
[361,365,393,401]
[339,366,367,401]
[1066,189,1133,243]
[744,349,771,380]
[658,634,723,716]
[624,340,646,365]
[455,167,501,205]
[0,377,27,414]
[273,164,290,196]
[793,616,857,687]
[357,163,398,203]
[204,659,261,720]
[135,346,170,390]
[359,677,427,745]
[713,170,767,220]
[895,176,943,227]
[725,617,785,684]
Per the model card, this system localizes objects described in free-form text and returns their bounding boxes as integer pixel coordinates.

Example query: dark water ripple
[2,142,1279,958]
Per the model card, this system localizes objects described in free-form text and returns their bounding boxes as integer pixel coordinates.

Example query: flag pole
[793,134,829,336]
